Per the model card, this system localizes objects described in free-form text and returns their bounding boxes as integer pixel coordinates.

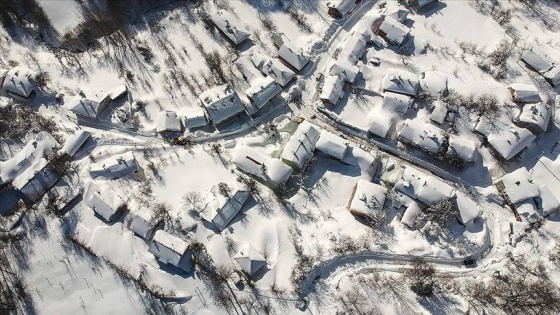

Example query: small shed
[447,135,477,163]
[148,230,192,272]
[347,179,387,218]
[521,49,553,74]
[454,192,481,225]
[201,187,250,232]
[320,75,345,105]
[234,243,267,276]
[183,108,208,129]
[397,119,446,154]
[85,183,126,222]
[494,168,539,204]
[125,208,163,240]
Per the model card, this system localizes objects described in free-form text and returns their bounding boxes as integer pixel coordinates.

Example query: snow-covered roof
[66,95,102,119]
[509,84,541,103]
[394,166,430,199]
[199,85,245,125]
[327,0,356,16]
[398,119,445,154]
[107,85,127,100]
[348,179,387,217]
[382,68,420,96]
[280,121,321,169]
[149,230,191,270]
[85,183,124,222]
[429,102,448,125]
[0,131,57,186]
[521,49,553,74]
[536,185,559,216]
[16,160,58,201]
[485,124,536,160]
[378,16,410,46]
[320,75,345,105]
[338,33,367,64]
[89,151,139,179]
[232,145,293,187]
[409,0,438,10]
[315,131,348,160]
[125,209,159,240]
[156,111,181,133]
[183,108,208,129]
[416,176,455,206]
[455,191,480,225]
[236,56,265,86]
[250,53,295,87]
[278,42,310,72]
[12,157,48,190]
[496,167,539,204]
[386,8,409,23]
[544,67,560,87]
[419,71,448,99]
[530,155,560,196]
[234,243,267,275]
[518,102,552,132]
[382,92,413,114]
[401,201,421,227]
[202,187,250,231]
[211,10,250,45]
[447,135,477,162]
[515,199,537,219]
[60,130,91,157]
[246,76,282,110]
[368,108,395,138]
[330,60,359,83]
[0,67,36,100]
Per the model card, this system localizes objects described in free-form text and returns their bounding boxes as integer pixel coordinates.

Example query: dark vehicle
[463,258,477,267]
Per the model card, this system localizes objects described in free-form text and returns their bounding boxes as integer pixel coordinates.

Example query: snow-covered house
[382,92,414,114]
[429,102,448,125]
[454,191,481,225]
[85,183,126,222]
[183,108,208,130]
[66,95,105,120]
[330,60,360,84]
[382,68,420,96]
[508,84,541,103]
[530,155,560,215]
[419,71,448,100]
[520,49,553,75]
[89,151,139,180]
[386,8,410,23]
[368,108,395,139]
[376,16,410,46]
[475,119,536,160]
[408,0,439,12]
[447,135,477,163]
[156,111,181,134]
[347,179,387,218]
[201,186,250,232]
[234,243,267,276]
[338,33,367,64]
[211,10,250,46]
[544,67,560,88]
[517,102,552,133]
[535,185,560,216]
[327,0,356,18]
[148,230,192,272]
[0,131,57,190]
[232,145,293,189]
[278,42,310,73]
[494,168,539,205]
[250,53,295,87]
[124,208,162,240]
[245,76,282,111]
[0,67,37,102]
[394,166,429,199]
[280,121,321,170]
[59,130,91,158]
[400,201,422,228]
[199,85,246,126]
[315,131,348,161]
[416,175,454,206]
[320,75,345,105]
[14,158,58,203]
[397,119,446,154]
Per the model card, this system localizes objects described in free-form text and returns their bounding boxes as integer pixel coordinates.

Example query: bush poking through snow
[217,182,232,198]
[417,198,458,230]
[405,258,436,297]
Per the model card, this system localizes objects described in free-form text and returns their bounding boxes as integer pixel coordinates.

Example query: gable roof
[315,131,348,160]
[250,53,295,87]
[327,0,356,16]
[149,230,192,271]
[484,123,536,160]
[382,91,413,114]
[518,102,552,132]
[447,135,477,162]
[60,130,91,157]
[320,75,345,105]
[66,95,102,119]
[368,108,395,138]
[202,187,250,231]
[183,108,208,129]
[348,179,387,217]
[378,16,410,46]
[338,33,367,64]
[211,10,250,45]
[232,145,293,186]
[199,85,246,125]
[455,191,481,225]
[125,208,159,240]
[398,119,445,154]
[416,176,454,206]
[521,49,553,74]
[382,68,419,96]
[280,121,321,169]
[496,167,539,204]
[245,76,282,110]
[234,243,267,275]
[156,111,181,133]
[85,182,124,222]
[278,42,310,72]
[89,151,139,179]
[394,166,430,199]
[509,83,541,103]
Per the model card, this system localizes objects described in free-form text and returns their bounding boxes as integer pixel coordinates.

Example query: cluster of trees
[0,0,58,41]
[0,105,57,139]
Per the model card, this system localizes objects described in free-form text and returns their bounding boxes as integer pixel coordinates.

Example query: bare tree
[405,258,436,297]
